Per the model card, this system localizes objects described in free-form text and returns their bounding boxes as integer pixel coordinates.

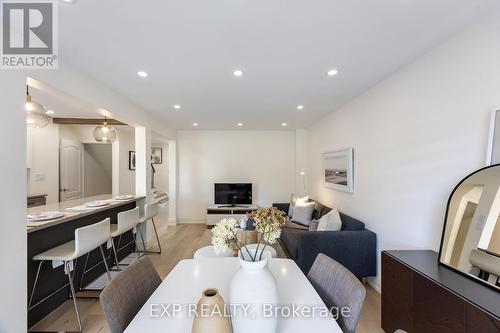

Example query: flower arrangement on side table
[211,207,289,262]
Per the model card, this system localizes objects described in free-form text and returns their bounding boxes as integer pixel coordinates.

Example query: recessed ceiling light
[193,123,199,127]
[297,105,304,110]
[174,105,181,110]
[45,110,55,115]
[327,69,339,76]
[281,123,288,127]
[61,0,75,3]
[233,70,244,77]
[137,71,148,78]
[237,122,243,127]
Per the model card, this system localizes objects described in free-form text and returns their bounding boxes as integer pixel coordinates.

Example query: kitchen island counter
[27,194,144,233]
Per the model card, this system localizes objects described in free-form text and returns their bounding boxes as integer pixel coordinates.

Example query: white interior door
[60,139,83,202]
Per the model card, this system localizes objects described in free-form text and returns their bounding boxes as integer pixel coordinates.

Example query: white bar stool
[137,202,162,254]
[110,207,140,271]
[28,218,112,332]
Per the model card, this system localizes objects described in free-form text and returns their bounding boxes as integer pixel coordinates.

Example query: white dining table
[124,258,343,333]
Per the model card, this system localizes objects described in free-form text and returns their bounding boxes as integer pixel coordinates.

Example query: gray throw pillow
[309,219,319,231]
[292,201,315,226]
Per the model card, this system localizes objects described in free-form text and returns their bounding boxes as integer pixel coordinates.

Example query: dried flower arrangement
[211,207,289,262]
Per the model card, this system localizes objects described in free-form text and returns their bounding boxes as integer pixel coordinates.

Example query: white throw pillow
[292,201,315,226]
[316,208,342,232]
[288,194,309,217]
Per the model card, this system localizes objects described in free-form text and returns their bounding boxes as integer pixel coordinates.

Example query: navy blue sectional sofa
[272,201,377,278]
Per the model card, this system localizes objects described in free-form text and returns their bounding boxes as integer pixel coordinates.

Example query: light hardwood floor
[31,224,383,333]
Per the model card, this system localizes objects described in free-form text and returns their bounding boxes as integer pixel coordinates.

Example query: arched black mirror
[439,164,500,291]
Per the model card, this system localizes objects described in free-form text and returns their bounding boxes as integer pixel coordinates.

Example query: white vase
[229,250,278,333]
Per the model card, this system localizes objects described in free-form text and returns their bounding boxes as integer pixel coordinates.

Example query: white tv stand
[206,204,258,227]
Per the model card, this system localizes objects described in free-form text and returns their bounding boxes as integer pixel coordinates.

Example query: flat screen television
[214,183,252,206]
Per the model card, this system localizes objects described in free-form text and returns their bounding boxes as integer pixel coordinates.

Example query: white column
[111,140,120,195]
[135,126,152,246]
[168,139,177,225]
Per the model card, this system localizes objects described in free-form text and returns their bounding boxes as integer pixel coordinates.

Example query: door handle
[61,188,69,192]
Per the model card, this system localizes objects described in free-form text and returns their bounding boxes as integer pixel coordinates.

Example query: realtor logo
[1,0,58,69]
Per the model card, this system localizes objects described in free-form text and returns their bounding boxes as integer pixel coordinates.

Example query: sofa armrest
[296,230,377,278]
[273,203,290,214]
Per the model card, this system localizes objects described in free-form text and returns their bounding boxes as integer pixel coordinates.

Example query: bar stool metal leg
[151,217,162,254]
[28,260,44,309]
[138,225,147,252]
[99,245,112,282]
[66,260,83,332]
[111,240,122,272]
[137,220,162,254]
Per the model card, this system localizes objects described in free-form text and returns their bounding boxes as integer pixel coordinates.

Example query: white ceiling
[58,0,499,130]
[30,84,102,119]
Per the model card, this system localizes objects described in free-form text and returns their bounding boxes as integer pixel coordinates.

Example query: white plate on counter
[27,211,65,221]
[66,205,98,212]
[114,195,134,201]
[85,200,110,208]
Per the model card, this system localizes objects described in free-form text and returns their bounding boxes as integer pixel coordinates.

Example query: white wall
[83,144,113,196]
[177,130,296,222]
[0,72,27,333]
[306,13,500,290]
[27,124,59,204]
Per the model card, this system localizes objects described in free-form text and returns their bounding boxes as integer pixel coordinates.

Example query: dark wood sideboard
[382,250,500,333]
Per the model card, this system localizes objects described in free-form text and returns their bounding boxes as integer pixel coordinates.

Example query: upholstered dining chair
[100,256,161,333]
[307,253,366,333]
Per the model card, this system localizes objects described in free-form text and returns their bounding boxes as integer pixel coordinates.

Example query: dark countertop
[384,250,500,320]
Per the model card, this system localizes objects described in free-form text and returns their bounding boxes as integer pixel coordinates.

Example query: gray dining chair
[307,253,366,333]
[100,256,161,333]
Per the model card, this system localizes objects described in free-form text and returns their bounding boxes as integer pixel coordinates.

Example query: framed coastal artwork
[322,148,354,193]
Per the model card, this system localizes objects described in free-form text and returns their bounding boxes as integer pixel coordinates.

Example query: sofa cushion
[280,229,302,259]
[308,219,319,231]
[283,220,309,231]
[312,202,324,220]
[317,208,342,231]
[339,213,365,231]
[288,194,309,217]
[292,201,315,226]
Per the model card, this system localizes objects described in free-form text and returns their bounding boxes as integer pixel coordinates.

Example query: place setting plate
[113,194,134,201]
[27,211,65,222]
[85,200,110,208]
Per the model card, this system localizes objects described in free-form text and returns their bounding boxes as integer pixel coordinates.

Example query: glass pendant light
[26,86,49,128]
[93,117,117,143]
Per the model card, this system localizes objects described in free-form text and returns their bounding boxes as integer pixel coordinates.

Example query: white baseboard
[177,218,206,224]
[367,277,381,293]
